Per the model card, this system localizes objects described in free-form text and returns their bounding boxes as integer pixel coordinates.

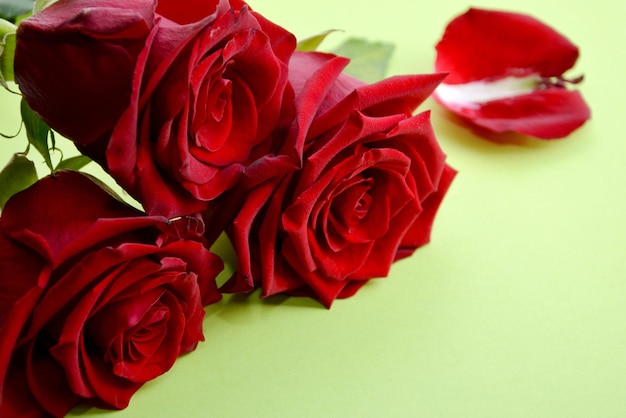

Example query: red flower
[434,8,590,139]
[104,0,297,217]
[15,0,297,218]
[215,52,455,307]
[0,171,223,417]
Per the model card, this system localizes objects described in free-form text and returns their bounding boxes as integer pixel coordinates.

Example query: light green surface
[2,0,626,416]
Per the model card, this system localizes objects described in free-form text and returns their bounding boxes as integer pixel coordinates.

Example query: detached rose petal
[434,8,590,139]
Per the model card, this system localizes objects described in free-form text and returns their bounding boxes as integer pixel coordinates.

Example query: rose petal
[15,0,155,145]
[156,0,246,24]
[2,361,47,417]
[155,240,223,306]
[0,248,46,410]
[297,270,352,309]
[440,88,591,139]
[262,256,307,297]
[26,343,80,417]
[435,8,579,84]
[397,164,457,258]
[308,72,447,140]
[0,171,166,264]
[221,180,279,293]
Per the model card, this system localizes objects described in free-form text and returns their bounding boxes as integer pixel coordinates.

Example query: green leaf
[0,0,33,20]
[20,98,53,170]
[332,38,395,83]
[0,153,37,209]
[33,0,56,13]
[55,155,92,171]
[297,30,340,51]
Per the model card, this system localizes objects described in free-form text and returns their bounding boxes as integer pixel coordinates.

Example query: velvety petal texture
[156,0,245,24]
[216,51,456,307]
[433,8,590,139]
[0,171,223,417]
[14,0,297,218]
[15,0,156,146]
[103,0,297,217]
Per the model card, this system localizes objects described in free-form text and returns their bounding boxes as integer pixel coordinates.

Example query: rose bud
[433,8,591,139]
[15,0,156,146]
[217,52,456,308]
[0,171,223,417]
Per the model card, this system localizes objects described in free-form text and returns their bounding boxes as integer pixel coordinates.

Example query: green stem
[0,18,17,87]
[0,19,17,38]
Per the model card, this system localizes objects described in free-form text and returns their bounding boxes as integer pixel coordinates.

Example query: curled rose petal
[433,8,590,139]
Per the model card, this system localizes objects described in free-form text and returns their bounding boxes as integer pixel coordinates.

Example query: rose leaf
[0,0,33,20]
[332,38,395,83]
[55,155,92,172]
[33,0,57,14]
[20,98,54,170]
[0,153,37,209]
[297,29,341,51]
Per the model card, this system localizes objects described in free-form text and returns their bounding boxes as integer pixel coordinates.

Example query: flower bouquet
[0,0,588,416]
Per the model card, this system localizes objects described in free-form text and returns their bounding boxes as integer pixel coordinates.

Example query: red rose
[0,171,223,417]
[15,0,297,218]
[219,52,456,307]
[104,0,297,217]
[15,0,156,145]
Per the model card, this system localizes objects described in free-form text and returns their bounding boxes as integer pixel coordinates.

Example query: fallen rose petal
[434,8,590,139]
[435,8,579,84]
[438,87,590,139]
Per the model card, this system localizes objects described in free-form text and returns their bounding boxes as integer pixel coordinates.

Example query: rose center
[115,303,169,362]
[194,76,233,153]
[331,177,374,230]
[86,286,178,383]
[104,300,170,378]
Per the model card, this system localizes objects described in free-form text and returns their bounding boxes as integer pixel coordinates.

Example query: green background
[1,0,625,416]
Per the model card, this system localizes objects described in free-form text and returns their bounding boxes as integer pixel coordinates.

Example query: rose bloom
[216,52,456,308]
[15,0,297,218]
[106,0,297,217]
[0,171,223,417]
